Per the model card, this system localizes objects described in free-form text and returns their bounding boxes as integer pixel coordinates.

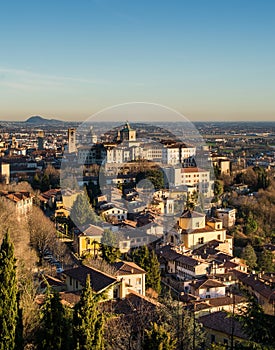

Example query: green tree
[146,250,161,294]
[100,230,121,264]
[32,173,41,190]
[41,173,50,192]
[214,180,224,198]
[44,165,60,189]
[87,181,102,205]
[70,192,99,227]
[254,166,270,190]
[0,231,20,350]
[143,322,176,350]
[241,244,257,270]
[257,249,274,273]
[131,246,161,294]
[73,275,104,350]
[136,169,165,191]
[39,287,71,350]
[158,290,205,350]
[237,293,275,348]
[245,212,258,236]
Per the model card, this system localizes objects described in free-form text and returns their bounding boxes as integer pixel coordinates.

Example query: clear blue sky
[0,0,275,121]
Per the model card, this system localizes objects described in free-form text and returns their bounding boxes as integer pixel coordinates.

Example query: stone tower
[68,128,77,153]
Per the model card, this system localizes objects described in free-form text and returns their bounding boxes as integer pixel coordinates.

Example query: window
[70,277,72,286]
[210,334,216,343]
[136,278,142,285]
[198,237,204,244]
[113,288,119,299]
[76,280,79,289]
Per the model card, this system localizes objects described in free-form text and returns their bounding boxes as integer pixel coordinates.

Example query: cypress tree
[39,286,70,350]
[15,293,24,350]
[143,322,176,350]
[73,274,104,350]
[100,230,121,264]
[258,249,274,273]
[131,246,161,294]
[70,193,99,227]
[146,250,161,294]
[241,244,257,270]
[0,231,19,350]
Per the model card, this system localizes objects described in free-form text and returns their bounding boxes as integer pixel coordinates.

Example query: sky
[0,0,275,122]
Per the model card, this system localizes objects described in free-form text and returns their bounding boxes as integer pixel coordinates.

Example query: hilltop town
[1,119,275,349]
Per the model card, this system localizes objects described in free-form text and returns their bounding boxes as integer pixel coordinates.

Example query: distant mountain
[25,116,63,124]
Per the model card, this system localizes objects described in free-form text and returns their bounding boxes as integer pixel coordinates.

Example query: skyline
[1,1,275,122]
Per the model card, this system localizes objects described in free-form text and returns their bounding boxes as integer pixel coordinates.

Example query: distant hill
[25,116,63,124]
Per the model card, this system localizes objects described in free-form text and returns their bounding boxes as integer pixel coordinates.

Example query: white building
[216,208,236,228]
[167,166,214,198]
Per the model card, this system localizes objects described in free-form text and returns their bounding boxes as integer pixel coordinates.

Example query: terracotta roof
[199,311,248,340]
[223,261,239,269]
[175,254,202,267]
[181,224,225,235]
[192,240,222,258]
[63,265,117,293]
[112,261,146,275]
[191,278,226,289]
[39,274,66,289]
[100,291,160,316]
[0,190,33,203]
[40,189,61,200]
[207,217,222,223]
[60,291,81,307]
[234,270,275,301]
[77,224,104,237]
[180,210,205,219]
[180,167,206,173]
[158,246,182,260]
[215,252,234,262]
[203,294,246,307]
[122,219,137,228]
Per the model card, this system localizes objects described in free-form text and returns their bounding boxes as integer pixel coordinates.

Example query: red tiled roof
[199,311,248,339]
[180,210,205,218]
[112,261,146,275]
[191,278,226,289]
[63,265,117,293]
[233,270,275,302]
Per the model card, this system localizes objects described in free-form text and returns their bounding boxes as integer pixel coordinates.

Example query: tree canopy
[131,246,161,294]
[0,231,20,350]
[73,275,104,350]
[70,192,99,227]
[100,230,121,264]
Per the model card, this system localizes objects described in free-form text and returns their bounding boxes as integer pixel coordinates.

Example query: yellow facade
[78,235,101,257]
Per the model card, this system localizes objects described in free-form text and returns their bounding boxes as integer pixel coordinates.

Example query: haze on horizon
[0,0,275,122]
